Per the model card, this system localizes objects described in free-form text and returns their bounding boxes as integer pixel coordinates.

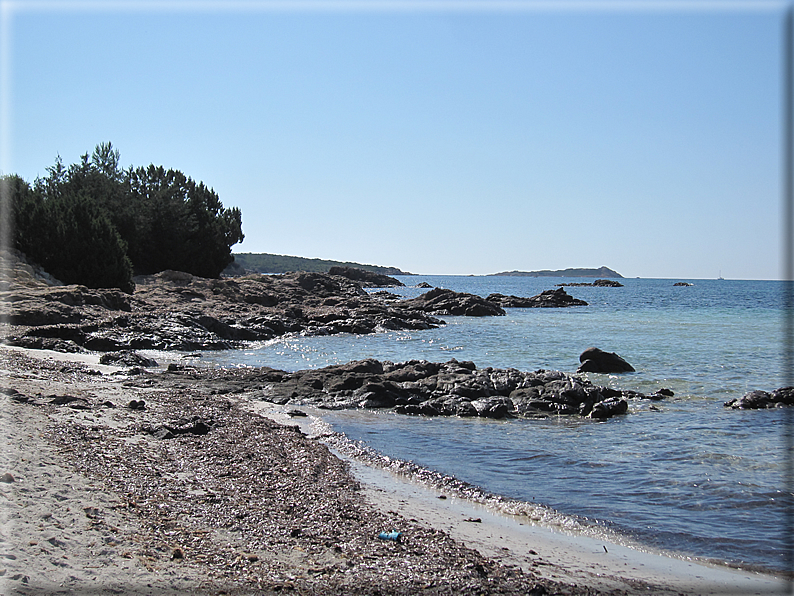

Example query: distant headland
[228,255,623,279]
[488,266,623,279]
[228,252,412,276]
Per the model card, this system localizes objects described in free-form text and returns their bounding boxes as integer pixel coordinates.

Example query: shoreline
[257,402,788,595]
[1,346,787,595]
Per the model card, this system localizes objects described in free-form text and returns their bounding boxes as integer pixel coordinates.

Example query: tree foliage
[3,143,244,292]
[3,172,135,293]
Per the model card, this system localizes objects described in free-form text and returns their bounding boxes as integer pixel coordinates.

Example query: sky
[0,0,788,279]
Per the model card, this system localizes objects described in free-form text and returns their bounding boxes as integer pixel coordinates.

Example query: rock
[149,417,211,438]
[328,266,404,287]
[673,282,694,286]
[471,396,515,419]
[99,350,158,368]
[50,395,90,409]
[577,347,635,373]
[258,358,656,420]
[370,290,401,300]
[402,288,505,317]
[416,282,433,288]
[589,397,629,419]
[151,426,175,440]
[557,280,624,288]
[725,387,794,409]
[486,288,588,308]
[4,270,445,354]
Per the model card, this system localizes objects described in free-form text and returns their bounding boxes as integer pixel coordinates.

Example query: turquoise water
[202,277,792,573]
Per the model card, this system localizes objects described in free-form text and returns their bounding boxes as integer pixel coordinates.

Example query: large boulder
[577,347,635,373]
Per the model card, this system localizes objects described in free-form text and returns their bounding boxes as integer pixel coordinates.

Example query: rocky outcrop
[249,358,671,420]
[3,285,132,326]
[328,266,404,287]
[557,279,624,288]
[593,279,624,287]
[98,350,159,368]
[1,270,443,353]
[401,288,506,317]
[577,347,635,373]
[724,387,794,409]
[486,288,587,308]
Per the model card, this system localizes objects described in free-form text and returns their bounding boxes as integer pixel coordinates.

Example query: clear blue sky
[1,1,787,279]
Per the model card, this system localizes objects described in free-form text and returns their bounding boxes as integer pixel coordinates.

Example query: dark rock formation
[674,282,694,287]
[487,288,588,308]
[244,358,670,420]
[577,347,635,373]
[370,290,401,300]
[401,288,506,317]
[557,279,624,288]
[328,266,404,287]
[724,387,794,409]
[4,285,132,326]
[99,350,159,368]
[416,282,433,289]
[1,270,443,353]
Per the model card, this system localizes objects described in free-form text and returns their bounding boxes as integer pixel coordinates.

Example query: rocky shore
[0,252,588,355]
[0,347,656,595]
[1,255,787,594]
[234,357,667,420]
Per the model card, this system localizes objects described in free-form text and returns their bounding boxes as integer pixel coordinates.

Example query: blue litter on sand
[378,530,402,542]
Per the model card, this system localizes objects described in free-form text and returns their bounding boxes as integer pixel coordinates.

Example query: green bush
[2,142,245,293]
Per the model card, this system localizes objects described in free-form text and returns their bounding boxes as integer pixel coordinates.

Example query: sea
[198,275,792,575]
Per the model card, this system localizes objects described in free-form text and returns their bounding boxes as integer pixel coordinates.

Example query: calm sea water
[201,276,792,574]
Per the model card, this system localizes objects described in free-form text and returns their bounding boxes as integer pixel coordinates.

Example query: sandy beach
[0,346,788,595]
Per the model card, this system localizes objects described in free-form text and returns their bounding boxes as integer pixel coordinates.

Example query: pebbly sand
[0,346,789,595]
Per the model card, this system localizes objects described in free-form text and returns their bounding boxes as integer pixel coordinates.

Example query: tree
[124,164,244,277]
[4,173,134,293]
[7,143,245,289]
[42,191,135,293]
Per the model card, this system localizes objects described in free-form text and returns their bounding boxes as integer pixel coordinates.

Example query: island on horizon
[488,266,623,278]
[228,254,624,280]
